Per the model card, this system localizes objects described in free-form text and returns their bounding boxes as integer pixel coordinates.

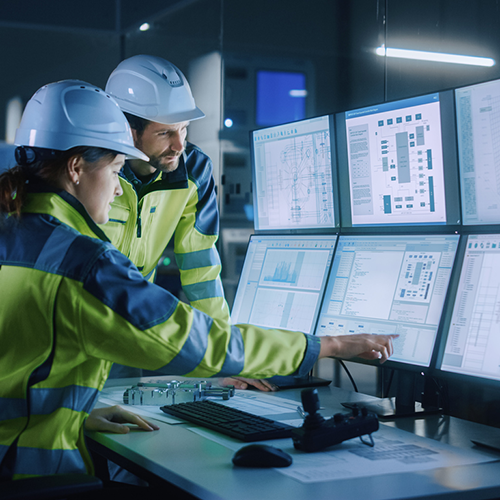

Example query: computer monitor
[336,91,461,228]
[456,78,500,225]
[231,234,337,333]
[435,233,500,386]
[315,233,460,416]
[250,115,339,232]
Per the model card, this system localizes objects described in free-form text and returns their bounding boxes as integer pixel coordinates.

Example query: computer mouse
[232,444,293,468]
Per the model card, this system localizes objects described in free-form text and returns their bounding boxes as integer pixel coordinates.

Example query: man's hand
[320,334,399,364]
[218,377,279,392]
[85,405,160,434]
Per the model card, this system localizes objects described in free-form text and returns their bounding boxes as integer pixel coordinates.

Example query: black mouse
[232,444,293,468]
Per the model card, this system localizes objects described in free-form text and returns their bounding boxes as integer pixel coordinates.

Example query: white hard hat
[15,80,148,161]
[105,54,205,125]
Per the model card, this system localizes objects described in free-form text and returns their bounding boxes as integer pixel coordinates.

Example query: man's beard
[148,151,182,173]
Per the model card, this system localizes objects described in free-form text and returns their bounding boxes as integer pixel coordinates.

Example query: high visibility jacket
[100,142,230,323]
[0,187,320,479]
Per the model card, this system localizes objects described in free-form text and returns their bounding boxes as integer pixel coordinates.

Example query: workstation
[86,376,500,500]
[2,1,500,498]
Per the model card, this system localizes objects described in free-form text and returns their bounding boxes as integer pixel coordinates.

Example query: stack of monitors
[240,78,500,392]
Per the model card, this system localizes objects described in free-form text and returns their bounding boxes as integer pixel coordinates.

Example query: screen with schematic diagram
[251,115,338,231]
[315,234,460,368]
[337,91,460,227]
[436,234,500,384]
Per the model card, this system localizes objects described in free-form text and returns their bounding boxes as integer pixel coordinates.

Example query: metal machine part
[123,380,235,405]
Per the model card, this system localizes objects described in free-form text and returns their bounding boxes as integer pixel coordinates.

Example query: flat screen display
[456,79,500,225]
[231,235,337,334]
[437,234,500,383]
[336,91,460,227]
[315,234,460,367]
[251,115,338,232]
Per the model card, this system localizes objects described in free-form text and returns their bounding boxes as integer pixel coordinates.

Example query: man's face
[133,121,189,173]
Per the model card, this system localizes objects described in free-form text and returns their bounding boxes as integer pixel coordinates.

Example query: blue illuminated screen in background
[256,70,306,126]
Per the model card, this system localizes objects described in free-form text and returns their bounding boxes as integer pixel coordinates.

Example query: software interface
[344,93,447,225]
[439,234,500,382]
[456,79,500,225]
[315,234,459,367]
[231,235,337,333]
[252,115,336,231]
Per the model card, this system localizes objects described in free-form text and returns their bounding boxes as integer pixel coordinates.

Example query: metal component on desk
[123,380,235,405]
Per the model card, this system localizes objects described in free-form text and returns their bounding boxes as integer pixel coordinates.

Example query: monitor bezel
[335,90,462,232]
[230,233,340,336]
[314,231,462,375]
[432,231,500,389]
[249,114,340,234]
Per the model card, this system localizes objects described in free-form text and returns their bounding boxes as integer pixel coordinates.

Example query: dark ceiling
[0,0,196,34]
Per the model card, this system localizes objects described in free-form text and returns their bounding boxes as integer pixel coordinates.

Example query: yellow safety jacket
[100,142,230,323]
[0,186,320,479]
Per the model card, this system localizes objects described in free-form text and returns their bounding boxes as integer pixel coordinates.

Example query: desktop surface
[87,377,500,500]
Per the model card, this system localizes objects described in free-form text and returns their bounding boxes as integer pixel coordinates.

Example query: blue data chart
[231,235,337,333]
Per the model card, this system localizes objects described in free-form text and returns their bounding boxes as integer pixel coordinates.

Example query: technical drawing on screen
[438,234,500,382]
[344,94,447,226]
[231,235,337,333]
[315,234,459,367]
[251,115,337,231]
[456,79,500,225]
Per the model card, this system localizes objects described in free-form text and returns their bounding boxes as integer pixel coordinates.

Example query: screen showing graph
[315,234,459,367]
[251,115,338,231]
[336,91,460,227]
[231,235,337,333]
[437,234,500,383]
[456,79,500,225]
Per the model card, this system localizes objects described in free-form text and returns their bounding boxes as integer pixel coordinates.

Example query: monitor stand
[341,371,442,420]
[266,374,331,390]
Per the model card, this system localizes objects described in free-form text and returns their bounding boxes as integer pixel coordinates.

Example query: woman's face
[74,154,125,224]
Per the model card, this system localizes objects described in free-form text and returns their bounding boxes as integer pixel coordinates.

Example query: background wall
[1,0,499,425]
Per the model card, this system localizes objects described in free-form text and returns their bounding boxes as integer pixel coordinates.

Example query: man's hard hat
[15,80,148,161]
[105,54,205,125]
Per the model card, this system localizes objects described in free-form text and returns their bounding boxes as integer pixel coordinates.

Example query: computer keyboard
[160,400,295,442]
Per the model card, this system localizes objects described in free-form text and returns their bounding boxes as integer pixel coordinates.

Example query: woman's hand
[85,405,160,434]
[218,377,279,392]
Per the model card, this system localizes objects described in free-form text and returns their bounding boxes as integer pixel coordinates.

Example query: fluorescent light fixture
[289,89,308,97]
[139,23,150,32]
[376,46,495,67]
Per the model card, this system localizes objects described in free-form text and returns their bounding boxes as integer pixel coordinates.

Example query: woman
[0,80,396,480]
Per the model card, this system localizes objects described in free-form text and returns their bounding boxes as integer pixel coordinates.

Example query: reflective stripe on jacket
[0,188,320,479]
[101,142,230,322]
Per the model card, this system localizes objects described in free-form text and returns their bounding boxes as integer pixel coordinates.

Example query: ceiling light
[376,46,495,67]
[139,23,150,32]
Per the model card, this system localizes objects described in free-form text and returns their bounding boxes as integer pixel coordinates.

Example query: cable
[338,360,358,393]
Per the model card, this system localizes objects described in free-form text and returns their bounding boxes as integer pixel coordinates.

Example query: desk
[86,378,500,500]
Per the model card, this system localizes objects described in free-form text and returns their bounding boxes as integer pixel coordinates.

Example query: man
[104,55,273,390]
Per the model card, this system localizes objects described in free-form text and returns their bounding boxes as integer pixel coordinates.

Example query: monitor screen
[456,79,500,225]
[315,234,460,368]
[436,234,500,383]
[251,115,338,232]
[230,234,338,334]
[336,91,460,227]
[256,70,306,127]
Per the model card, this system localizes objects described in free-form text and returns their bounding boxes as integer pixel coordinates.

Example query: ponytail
[0,166,29,217]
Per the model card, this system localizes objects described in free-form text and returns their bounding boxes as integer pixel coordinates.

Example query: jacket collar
[22,182,110,242]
